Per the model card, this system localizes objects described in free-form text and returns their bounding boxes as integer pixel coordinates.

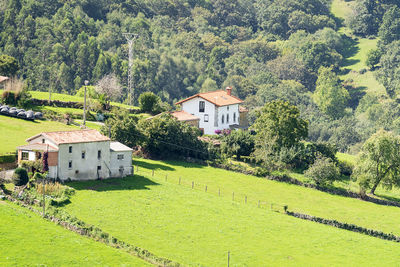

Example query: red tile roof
[171,110,200,121]
[27,129,110,145]
[175,90,243,107]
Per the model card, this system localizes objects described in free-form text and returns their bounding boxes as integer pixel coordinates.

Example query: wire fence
[133,165,289,214]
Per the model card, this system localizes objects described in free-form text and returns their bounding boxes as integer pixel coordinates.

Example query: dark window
[98,150,101,159]
[204,114,209,122]
[42,139,45,144]
[82,151,85,159]
[222,115,225,124]
[227,114,229,123]
[97,165,101,171]
[227,106,229,111]
[69,146,72,153]
[199,101,205,112]
[68,161,72,169]
[117,154,124,160]
[234,112,236,122]
[21,152,29,160]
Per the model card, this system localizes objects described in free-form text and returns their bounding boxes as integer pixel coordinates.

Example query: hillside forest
[1,0,400,153]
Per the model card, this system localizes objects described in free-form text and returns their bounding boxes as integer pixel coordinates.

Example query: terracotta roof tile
[175,90,243,107]
[27,129,110,145]
[171,110,200,121]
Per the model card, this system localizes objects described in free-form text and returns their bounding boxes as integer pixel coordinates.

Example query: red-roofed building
[18,129,133,180]
[175,87,247,134]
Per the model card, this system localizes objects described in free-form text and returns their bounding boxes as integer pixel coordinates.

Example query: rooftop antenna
[123,33,138,106]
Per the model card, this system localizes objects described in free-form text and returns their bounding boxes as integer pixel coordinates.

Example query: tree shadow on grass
[339,34,361,68]
[66,175,159,192]
[133,160,176,171]
[374,193,400,204]
[133,159,207,171]
[348,86,367,109]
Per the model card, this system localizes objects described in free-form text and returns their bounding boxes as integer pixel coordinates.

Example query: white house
[175,87,244,135]
[17,129,133,181]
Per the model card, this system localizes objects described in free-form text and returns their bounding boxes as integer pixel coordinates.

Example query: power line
[123,33,138,106]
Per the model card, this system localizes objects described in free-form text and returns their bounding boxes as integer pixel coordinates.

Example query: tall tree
[252,100,308,162]
[354,129,400,195]
[313,67,349,119]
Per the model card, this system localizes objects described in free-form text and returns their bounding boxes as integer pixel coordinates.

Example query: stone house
[17,129,133,181]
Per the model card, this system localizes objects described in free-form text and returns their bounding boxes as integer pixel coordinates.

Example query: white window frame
[204,114,209,122]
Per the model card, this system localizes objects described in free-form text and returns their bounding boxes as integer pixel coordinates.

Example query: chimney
[226,86,232,96]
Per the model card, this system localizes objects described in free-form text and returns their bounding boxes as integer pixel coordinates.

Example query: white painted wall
[48,166,57,179]
[110,151,133,177]
[28,135,58,148]
[181,98,240,135]
[57,141,111,181]
[28,151,36,161]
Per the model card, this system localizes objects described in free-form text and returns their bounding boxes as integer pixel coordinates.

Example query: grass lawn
[29,91,138,110]
[130,159,400,236]
[0,201,149,266]
[63,171,400,266]
[0,116,100,154]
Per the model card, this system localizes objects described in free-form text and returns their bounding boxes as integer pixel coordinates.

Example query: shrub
[304,157,340,186]
[221,130,254,160]
[12,168,29,186]
[138,92,162,114]
[338,160,353,176]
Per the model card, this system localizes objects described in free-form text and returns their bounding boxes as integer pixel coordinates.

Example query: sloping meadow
[62,160,400,266]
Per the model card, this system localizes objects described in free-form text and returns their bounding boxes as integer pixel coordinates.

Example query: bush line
[2,193,181,267]
[286,210,400,243]
[208,161,400,209]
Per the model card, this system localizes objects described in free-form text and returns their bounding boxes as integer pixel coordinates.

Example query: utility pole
[123,33,138,106]
[83,80,89,128]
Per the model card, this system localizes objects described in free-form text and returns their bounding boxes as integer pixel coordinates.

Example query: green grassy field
[0,200,149,266]
[63,169,400,266]
[131,159,400,236]
[29,91,138,110]
[0,116,100,154]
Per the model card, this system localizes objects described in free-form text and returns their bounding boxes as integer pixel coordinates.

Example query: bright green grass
[337,152,356,164]
[39,106,84,116]
[64,172,400,266]
[331,0,353,21]
[130,159,400,236]
[0,201,149,266]
[29,91,138,109]
[0,116,99,154]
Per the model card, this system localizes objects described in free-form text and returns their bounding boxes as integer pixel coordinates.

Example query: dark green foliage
[1,89,31,107]
[221,130,254,160]
[0,54,18,76]
[101,110,142,148]
[366,48,383,69]
[377,41,400,98]
[348,0,384,37]
[139,113,207,159]
[138,92,162,114]
[379,5,400,45]
[12,167,29,186]
[253,100,308,167]
[305,156,340,186]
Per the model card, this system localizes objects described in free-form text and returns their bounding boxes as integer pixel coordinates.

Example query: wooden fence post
[228,251,230,267]
[245,195,247,204]
[232,192,234,201]
[192,181,194,189]
[152,170,154,177]
[258,200,260,208]
[205,185,207,192]
[218,188,220,197]
[179,177,181,185]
